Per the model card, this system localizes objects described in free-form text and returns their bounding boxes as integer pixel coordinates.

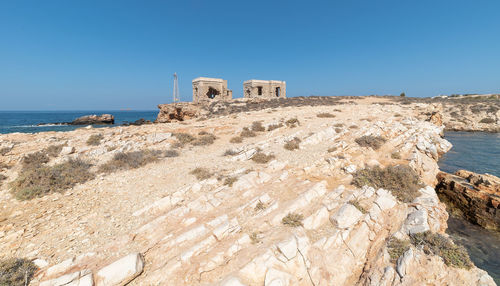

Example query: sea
[439,131,500,284]
[0,111,158,134]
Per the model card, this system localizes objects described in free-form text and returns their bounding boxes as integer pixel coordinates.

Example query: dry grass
[250,232,261,244]
[44,144,64,157]
[230,136,243,143]
[285,118,300,128]
[254,201,267,211]
[22,152,49,167]
[349,125,359,129]
[174,132,195,146]
[327,146,338,153]
[223,176,238,187]
[0,147,12,156]
[223,149,239,156]
[479,117,495,124]
[391,152,402,159]
[0,258,38,286]
[192,133,216,146]
[251,121,266,132]
[240,127,257,138]
[284,137,301,151]
[334,123,344,127]
[282,212,304,227]
[387,237,411,263]
[251,152,275,164]
[164,149,180,158]
[99,150,162,173]
[410,231,473,269]
[352,165,423,203]
[10,159,94,200]
[86,134,103,146]
[317,112,336,118]
[190,167,212,180]
[267,123,283,131]
[355,135,387,150]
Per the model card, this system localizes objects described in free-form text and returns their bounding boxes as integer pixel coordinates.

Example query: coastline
[0,96,497,285]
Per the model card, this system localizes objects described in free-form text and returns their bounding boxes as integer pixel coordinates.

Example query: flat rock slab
[95,253,144,286]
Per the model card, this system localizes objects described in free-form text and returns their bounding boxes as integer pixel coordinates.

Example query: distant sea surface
[0,111,158,134]
[439,131,500,284]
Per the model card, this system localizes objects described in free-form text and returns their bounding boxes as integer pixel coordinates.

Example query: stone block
[95,253,144,285]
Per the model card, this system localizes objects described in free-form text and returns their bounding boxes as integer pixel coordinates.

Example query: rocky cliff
[0,97,495,285]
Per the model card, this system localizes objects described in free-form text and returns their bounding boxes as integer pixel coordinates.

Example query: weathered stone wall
[243,80,286,99]
[192,77,232,103]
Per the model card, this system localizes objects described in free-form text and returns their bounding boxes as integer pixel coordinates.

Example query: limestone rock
[71,114,114,125]
[264,268,293,286]
[95,253,144,285]
[330,203,363,229]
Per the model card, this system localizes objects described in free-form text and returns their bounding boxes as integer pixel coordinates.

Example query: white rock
[33,258,49,268]
[95,253,144,286]
[396,248,414,278]
[46,257,75,277]
[60,146,75,155]
[264,268,292,286]
[330,204,363,229]
[220,276,247,286]
[404,209,430,234]
[276,236,297,261]
[303,207,329,230]
[344,164,357,174]
[374,194,397,211]
[40,270,92,286]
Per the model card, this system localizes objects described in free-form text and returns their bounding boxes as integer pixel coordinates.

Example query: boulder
[436,170,500,231]
[71,114,114,125]
[155,102,202,123]
[330,203,363,229]
[95,253,144,285]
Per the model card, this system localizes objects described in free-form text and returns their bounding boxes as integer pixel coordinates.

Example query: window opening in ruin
[258,86,263,96]
[276,87,280,97]
[206,87,220,99]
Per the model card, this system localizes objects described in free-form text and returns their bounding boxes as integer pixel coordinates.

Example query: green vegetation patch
[352,165,423,203]
[387,237,411,263]
[410,231,473,269]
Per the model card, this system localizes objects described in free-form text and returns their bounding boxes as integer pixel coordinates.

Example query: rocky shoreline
[0,96,497,285]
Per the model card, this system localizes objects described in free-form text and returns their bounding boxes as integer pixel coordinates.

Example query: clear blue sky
[1,0,499,110]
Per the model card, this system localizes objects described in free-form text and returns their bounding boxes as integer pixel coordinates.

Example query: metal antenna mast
[173,72,179,104]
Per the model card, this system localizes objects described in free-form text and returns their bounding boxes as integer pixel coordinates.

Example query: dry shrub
[250,232,261,244]
[223,176,238,186]
[350,200,367,214]
[192,133,216,146]
[284,137,301,151]
[255,201,267,211]
[251,121,266,132]
[334,123,344,127]
[410,231,472,269]
[190,167,212,180]
[0,174,7,184]
[223,149,239,156]
[349,125,359,129]
[230,136,243,143]
[282,212,304,227]
[335,127,343,133]
[0,147,12,156]
[99,150,162,173]
[352,165,423,203]
[387,237,411,263]
[0,162,10,171]
[317,113,336,118]
[328,146,338,153]
[391,152,402,159]
[479,117,495,124]
[22,152,49,167]
[251,152,275,164]
[10,159,94,200]
[267,123,283,131]
[164,149,179,158]
[285,118,300,128]
[174,132,195,145]
[86,134,103,146]
[355,135,387,150]
[0,258,38,286]
[240,127,257,138]
[44,144,64,157]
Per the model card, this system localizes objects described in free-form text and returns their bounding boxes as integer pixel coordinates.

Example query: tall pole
[173,72,179,104]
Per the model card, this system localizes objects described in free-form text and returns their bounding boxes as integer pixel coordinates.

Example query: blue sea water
[0,111,158,134]
[439,131,500,284]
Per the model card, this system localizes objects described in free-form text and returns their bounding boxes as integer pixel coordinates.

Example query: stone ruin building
[192,77,232,103]
[243,80,286,99]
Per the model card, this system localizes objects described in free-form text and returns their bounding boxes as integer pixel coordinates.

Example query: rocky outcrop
[436,170,500,231]
[70,114,114,125]
[155,102,202,123]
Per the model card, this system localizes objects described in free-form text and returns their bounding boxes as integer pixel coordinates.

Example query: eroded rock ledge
[436,170,500,231]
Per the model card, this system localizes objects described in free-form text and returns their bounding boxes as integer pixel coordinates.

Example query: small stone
[60,146,75,155]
